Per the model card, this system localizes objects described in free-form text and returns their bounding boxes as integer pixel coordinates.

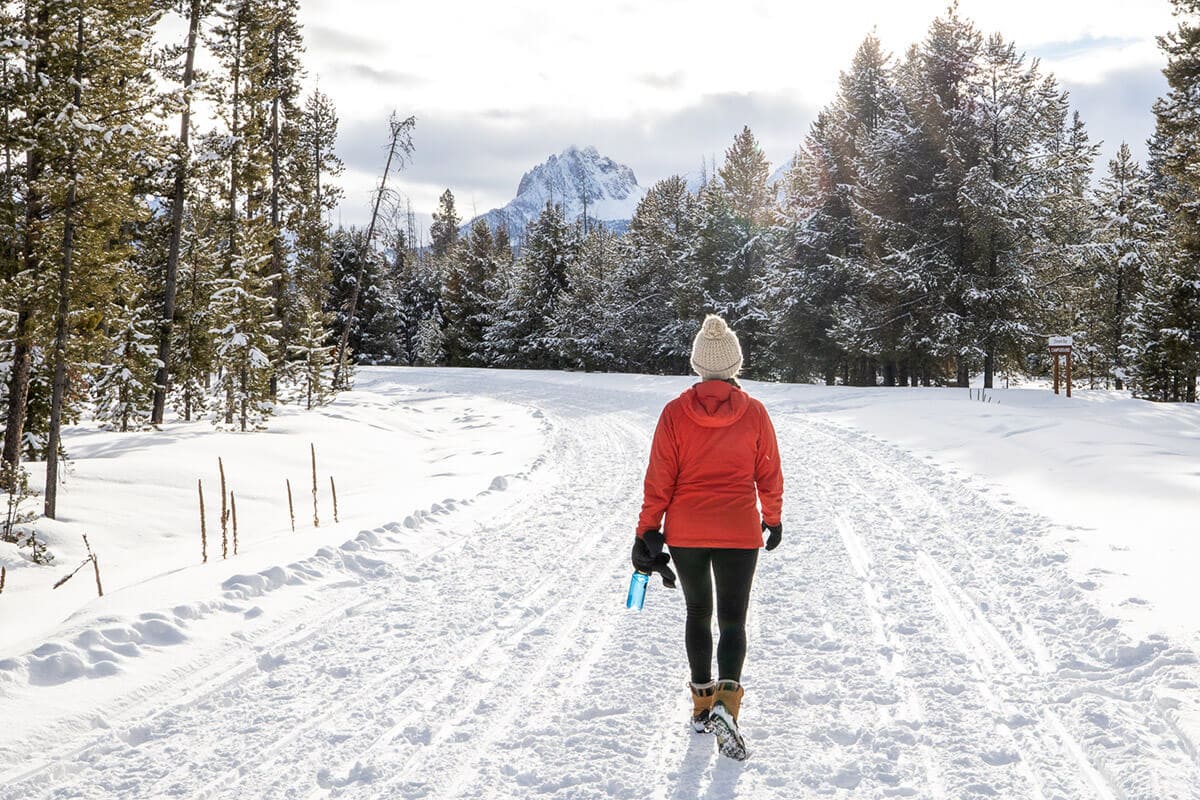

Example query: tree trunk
[983,347,994,389]
[2,3,50,489]
[332,115,413,387]
[227,11,242,271]
[1,312,32,489]
[956,358,969,388]
[151,0,202,425]
[45,10,84,520]
[268,23,283,402]
[883,360,897,387]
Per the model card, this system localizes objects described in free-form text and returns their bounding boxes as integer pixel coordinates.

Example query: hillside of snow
[463,146,646,239]
[2,368,1199,798]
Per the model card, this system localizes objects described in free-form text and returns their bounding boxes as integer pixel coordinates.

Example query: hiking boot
[689,680,716,732]
[709,680,748,760]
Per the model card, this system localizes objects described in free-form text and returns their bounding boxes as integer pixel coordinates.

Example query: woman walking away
[631,314,784,761]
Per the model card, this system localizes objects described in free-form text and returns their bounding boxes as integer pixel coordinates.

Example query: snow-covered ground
[1,368,1198,799]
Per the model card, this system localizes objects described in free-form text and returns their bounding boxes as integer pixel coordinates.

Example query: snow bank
[0,372,546,699]
[751,382,1200,650]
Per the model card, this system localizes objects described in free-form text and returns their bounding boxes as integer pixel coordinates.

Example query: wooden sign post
[1049,336,1074,397]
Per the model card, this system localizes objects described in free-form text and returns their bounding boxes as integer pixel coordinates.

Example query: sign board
[1048,336,1073,397]
[1049,336,1073,356]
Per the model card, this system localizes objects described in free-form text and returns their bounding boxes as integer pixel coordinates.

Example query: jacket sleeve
[755,405,784,527]
[636,407,678,535]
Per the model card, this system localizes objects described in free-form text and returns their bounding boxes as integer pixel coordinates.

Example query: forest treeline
[2,1,1199,524]
[376,4,1197,405]
[0,0,342,515]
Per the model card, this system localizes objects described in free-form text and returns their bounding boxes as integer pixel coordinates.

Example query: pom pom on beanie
[690,314,743,380]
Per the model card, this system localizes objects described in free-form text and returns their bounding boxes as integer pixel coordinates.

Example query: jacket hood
[679,380,750,428]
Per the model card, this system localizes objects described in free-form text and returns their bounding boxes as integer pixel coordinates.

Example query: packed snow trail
[2,368,1199,799]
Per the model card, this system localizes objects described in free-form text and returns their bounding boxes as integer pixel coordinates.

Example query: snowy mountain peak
[465,146,646,239]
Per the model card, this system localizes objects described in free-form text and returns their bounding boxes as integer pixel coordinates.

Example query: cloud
[307,25,384,57]
[1063,62,1167,170]
[638,72,686,91]
[303,0,1173,231]
[331,63,425,87]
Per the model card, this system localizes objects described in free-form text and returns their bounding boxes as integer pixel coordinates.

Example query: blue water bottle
[626,571,650,610]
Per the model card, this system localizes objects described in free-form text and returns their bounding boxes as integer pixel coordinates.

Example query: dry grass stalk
[198,478,207,563]
[219,457,229,559]
[0,565,6,594]
[330,476,339,523]
[83,535,103,597]
[231,492,239,555]
[310,444,319,528]
[286,479,295,532]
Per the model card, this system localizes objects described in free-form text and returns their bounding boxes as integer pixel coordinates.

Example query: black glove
[631,531,677,588]
[762,521,783,551]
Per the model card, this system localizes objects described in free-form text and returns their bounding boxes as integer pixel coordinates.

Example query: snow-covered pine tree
[168,199,221,422]
[442,219,498,366]
[285,88,342,399]
[259,0,307,401]
[904,7,985,387]
[204,0,287,426]
[768,113,859,384]
[208,249,279,431]
[288,303,335,409]
[429,189,460,260]
[326,226,404,365]
[620,175,698,372]
[485,202,579,369]
[551,224,622,371]
[14,0,165,515]
[91,279,158,432]
[1081,143,1159,390]
[710,127,774,378]
[291,88,344,312]
[1140,0,1200,401]
[820,34,913,386]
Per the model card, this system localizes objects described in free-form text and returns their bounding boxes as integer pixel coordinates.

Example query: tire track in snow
[794,415,1200,799]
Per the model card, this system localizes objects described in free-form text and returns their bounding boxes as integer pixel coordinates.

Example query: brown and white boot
[688,680,716,732]
[709,680,748,760]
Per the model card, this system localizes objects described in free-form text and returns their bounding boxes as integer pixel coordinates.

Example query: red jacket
[637,381,784,549]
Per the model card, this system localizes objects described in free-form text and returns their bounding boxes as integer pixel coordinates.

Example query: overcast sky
[293,0,1176,233]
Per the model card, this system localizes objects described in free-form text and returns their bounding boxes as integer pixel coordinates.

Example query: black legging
[669,546,758,684]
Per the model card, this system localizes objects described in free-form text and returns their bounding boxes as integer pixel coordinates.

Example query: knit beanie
[690,314,743,381]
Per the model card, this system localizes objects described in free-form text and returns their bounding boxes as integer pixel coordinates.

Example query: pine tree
[327,226,404,365]
[1142,0,1200,401]
[12,0,165,515]
[92,282,158,432]
[209,257,279,431]
[1083,144,1158,389]
[288,304,334,408]
[151,0,206,426]
[620,175,698,372]
[707,127,773,377]
[551,225,622,370]
[486,203,579,368]
[429,189,460,259]
[442,219,497,366]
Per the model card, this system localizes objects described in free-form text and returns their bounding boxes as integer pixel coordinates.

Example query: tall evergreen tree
[442,219,497,366]
[486,203,579,368]
[429,189,460,259]
[1083,144,1158,389]
[1142,0,1200,401]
